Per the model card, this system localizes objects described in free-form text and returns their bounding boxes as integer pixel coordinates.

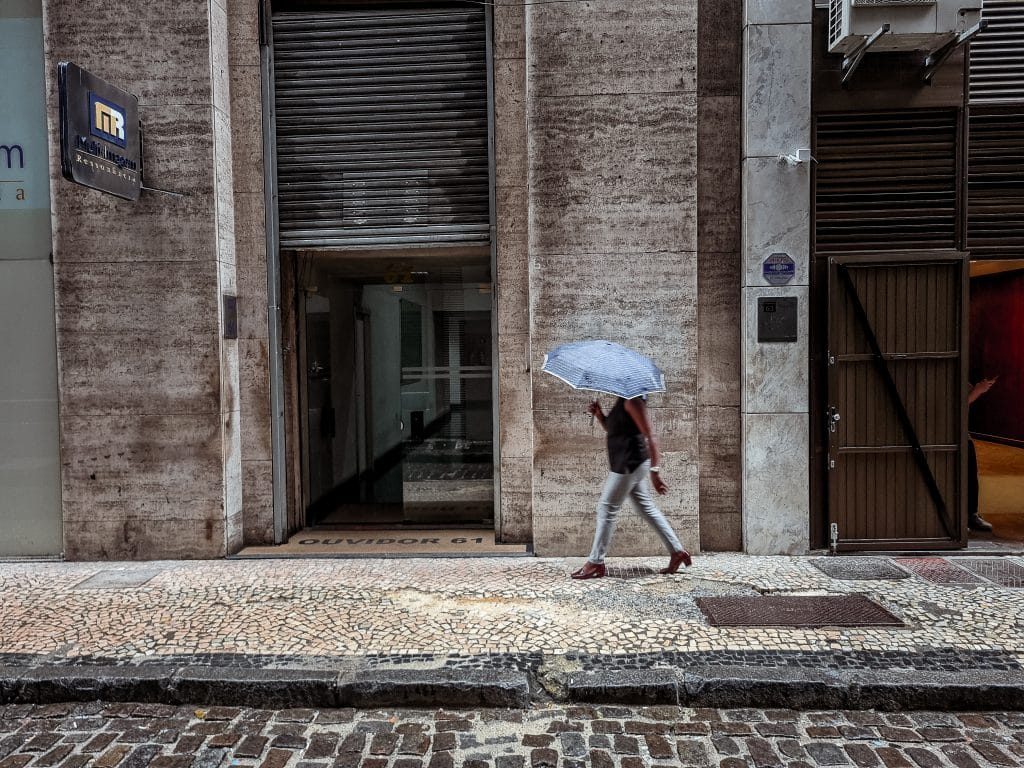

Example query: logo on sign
[762,252,796,286]
[89,92,126,147]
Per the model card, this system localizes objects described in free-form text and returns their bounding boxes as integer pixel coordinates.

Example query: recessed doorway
[296,251,495,531]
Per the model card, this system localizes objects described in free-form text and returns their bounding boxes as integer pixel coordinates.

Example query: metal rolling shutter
[271,6,490,249]
[967,107,1024,257]
[966,2,1024,258]
[814,110,959,254]
[969,0,1024,104]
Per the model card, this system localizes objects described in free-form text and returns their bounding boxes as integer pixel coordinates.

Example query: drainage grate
[604,565,659,580]
[695,595,905,628]
[810,557,910,580]
[73,568,164,590]
[894,557,987,585]
[956,558,1024,588]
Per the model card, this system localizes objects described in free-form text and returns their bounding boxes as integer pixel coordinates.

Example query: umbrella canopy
[541,340,666,399]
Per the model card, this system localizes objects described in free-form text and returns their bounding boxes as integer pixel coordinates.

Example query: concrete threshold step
[3,663,1024,711]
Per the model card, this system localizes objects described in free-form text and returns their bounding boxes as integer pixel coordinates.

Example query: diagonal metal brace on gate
[836,265,956,540]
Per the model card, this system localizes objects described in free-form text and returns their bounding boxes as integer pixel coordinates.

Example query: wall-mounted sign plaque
[58,62,141,201]
[763,252,796,286]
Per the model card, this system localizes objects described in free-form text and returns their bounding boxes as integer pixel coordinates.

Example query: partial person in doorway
[967,376,998,533]
[571,396,691,580]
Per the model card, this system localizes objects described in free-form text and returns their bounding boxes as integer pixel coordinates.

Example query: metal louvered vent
[271,6,491,249]
[967,106,1024,256]
[970,0,1024,104]
[814,110,958,253]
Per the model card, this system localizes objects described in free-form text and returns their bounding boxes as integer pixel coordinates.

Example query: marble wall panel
[64,516,228,560]
[528,93,697,256]
[742,411,809,554]
[242,459,275,546]
[529,250,698,414]
[496,233,528,337]
[745,0,811,25]
[239,338,272,460]
[54,261,220,336]
[698,0,742,97]
[230,67,265,195]
[494,59,527,185]
[60,412,225,514]
[210,0,231,116]
[697,251,741,407]
[742,158,810,286]
[742,285,809,415]
[43,0,213,107]
[697,97,742,223]
[697,405,741,550]
[228,0,260,67]
[493,0,525,61]
[743,23,811,159]
[57,330,221,417]
[498,455,532,543]
[528,2,697,97]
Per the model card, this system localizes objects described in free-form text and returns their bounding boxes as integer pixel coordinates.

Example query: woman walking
[571,395,691,580]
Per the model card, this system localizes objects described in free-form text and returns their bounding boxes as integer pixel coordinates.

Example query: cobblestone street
[2,703,1024,768]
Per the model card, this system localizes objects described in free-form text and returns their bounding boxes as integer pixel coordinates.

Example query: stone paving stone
[904,746,944,768]
[844,743,881,767]
[876,747,914,768]
[969,740,1017,765]
[804,742,850,765]
[940,745,984,768]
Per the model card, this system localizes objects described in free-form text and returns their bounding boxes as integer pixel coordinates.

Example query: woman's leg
[585,470,633,564]
[628,461,683,553]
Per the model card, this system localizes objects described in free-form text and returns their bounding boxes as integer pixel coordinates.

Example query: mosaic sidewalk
[1,554,1023,709]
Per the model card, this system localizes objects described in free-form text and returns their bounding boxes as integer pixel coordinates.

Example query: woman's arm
[623,397,668,494]
[588,399,607,431]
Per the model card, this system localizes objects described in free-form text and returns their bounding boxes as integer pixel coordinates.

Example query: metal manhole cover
[810,557,909,580]
[604,565,659,580]
[894,557,986,585]
[695,595,905,628]
[73,568,163,589]
[956,558,1024,588]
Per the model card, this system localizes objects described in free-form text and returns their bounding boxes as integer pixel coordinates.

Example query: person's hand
[969,377,998,404]
[587,400,603,418]
[651,472,668,495]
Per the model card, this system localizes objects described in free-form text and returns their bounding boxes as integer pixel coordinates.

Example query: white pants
[586,460,682,564]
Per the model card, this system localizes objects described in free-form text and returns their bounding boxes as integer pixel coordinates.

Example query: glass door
[301,256,494,528]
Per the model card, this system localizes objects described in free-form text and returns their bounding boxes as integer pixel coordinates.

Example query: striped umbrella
[541,340,666,399]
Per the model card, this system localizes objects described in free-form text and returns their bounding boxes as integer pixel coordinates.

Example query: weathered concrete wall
[43,0,243,558]
[527,1,700,556]
[696,0,743,551]
[494,0,532,543]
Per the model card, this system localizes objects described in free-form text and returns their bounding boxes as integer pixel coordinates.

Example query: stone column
[494,0,533,543]
[740,1,812,554]
[527,1,700,556]
[43,0,243,558]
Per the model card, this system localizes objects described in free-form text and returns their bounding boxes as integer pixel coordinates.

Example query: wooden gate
[826,252,969,550]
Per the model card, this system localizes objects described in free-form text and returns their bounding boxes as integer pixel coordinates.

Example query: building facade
[2,0,1017,560]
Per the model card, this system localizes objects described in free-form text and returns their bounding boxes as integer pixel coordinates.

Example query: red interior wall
[970,270,1024,444]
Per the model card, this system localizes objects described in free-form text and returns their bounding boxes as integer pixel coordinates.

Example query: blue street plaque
[763,252,796,285]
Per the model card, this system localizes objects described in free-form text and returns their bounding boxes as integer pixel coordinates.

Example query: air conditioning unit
[828,0,982,55]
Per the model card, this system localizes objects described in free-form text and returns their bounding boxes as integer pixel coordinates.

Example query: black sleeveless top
[605,398,648,474]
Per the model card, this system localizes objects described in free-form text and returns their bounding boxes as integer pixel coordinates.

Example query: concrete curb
[0,665,531,710]
[3,663,1024,710]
